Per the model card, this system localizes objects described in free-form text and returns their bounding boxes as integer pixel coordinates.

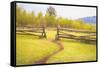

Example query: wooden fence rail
[16,26,46,38]
[55,25,96,41]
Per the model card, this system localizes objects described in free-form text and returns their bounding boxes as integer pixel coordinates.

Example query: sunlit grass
[47,38,96,63]
[16,34,60,65]
[46,29,56,39]
[16,29,96,65]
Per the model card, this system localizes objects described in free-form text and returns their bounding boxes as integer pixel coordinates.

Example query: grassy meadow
[47,38,96,63]
[16,31,60,65]
[16,29,96,65]
[16,3,96,65]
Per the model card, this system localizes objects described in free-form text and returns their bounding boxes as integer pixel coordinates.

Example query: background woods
[16,6,96,31]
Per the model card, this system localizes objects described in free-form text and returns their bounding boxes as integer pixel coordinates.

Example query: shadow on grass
[17,33,46,40]
[58,38,96,45]
[17,33,96,45]
[80,40,96,45]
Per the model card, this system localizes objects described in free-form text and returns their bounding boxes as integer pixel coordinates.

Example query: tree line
[16,6,96,31]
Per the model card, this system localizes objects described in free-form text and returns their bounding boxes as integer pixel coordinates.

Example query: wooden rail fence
[55,25,96,41]
[16,26,46,38]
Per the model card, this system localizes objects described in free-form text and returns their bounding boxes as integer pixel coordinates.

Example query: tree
[46,6,56,17]
[16,6,22,27]
[36,12,43,26]
[45,6,57,27]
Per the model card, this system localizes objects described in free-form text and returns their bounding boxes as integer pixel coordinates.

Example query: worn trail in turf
[34,39,64,64]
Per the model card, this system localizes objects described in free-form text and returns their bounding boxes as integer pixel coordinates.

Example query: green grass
[47,38,96,63]
[16,29,96,65]
[46,29,56,39]
[16,34,60,65]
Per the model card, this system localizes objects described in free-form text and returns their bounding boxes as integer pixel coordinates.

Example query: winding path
[34,40,64,64]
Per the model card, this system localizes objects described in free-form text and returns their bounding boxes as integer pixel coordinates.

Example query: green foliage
[46,6,56,17]
[16,6,96,31]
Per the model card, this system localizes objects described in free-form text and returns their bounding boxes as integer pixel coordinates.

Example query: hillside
[78,16,96,24]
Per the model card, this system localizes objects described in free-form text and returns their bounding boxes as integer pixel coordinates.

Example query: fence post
[40,25,46,38]
[55,25,60,40]
[43,25,46,38]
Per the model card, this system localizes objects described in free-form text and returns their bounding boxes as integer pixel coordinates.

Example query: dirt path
[34,40,64,64]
